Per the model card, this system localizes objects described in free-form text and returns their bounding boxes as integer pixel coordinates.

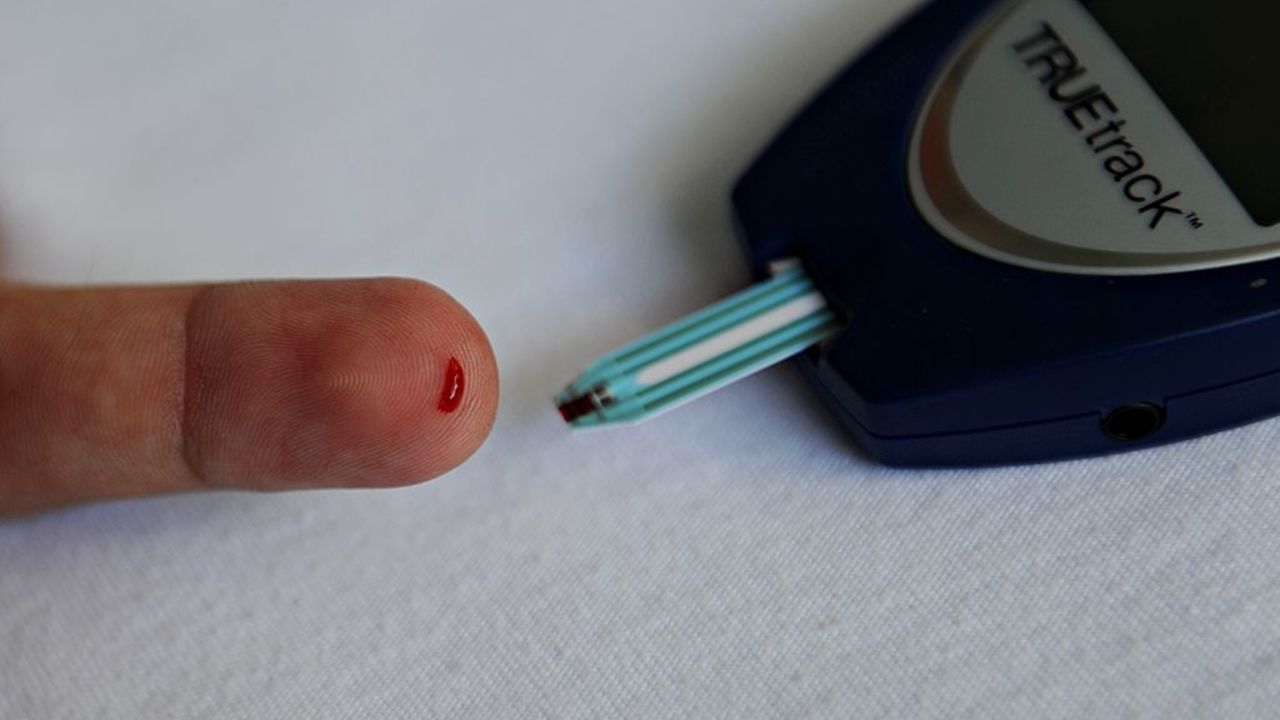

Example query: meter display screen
[1084,0,1280,226]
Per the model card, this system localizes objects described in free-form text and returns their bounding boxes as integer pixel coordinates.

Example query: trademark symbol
[1185,211,1204,230]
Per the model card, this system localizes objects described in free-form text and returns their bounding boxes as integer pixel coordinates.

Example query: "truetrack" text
[1012,22,1192,230]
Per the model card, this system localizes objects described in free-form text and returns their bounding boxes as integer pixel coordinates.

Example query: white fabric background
[2,1,1278,717]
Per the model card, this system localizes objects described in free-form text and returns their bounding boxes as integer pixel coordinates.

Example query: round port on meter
[1103,404,1167,443]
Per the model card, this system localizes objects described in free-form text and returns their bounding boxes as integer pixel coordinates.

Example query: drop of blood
[438,357,465,413]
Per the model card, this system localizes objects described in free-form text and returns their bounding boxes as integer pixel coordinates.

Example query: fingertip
[183,278,499,491]
[364,278,500,486]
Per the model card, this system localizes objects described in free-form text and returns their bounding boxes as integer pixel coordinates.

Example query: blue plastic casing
[732,0,1280,465]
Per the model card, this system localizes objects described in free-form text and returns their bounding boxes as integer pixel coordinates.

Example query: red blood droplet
[438,357,465,413]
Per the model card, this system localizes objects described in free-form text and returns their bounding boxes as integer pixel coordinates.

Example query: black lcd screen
[1084,0,1280,226]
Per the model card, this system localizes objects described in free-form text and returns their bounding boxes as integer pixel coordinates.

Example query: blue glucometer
[733,0,1280,465]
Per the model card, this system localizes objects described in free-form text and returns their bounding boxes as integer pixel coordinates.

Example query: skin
[0,278,500,517]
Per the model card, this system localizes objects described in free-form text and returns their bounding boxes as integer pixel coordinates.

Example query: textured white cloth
[2,1,1278,717]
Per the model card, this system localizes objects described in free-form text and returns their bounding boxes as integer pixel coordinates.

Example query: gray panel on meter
[908,0,1280,275]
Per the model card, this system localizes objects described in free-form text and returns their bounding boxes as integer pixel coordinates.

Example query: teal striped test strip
[555,261,842,428]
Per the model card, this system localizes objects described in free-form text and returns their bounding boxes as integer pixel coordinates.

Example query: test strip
[555,262,841,428]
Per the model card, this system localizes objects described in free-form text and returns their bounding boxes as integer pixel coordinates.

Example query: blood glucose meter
[733,0,1280,465]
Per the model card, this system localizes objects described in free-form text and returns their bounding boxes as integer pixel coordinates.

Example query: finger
[0,278,499,516]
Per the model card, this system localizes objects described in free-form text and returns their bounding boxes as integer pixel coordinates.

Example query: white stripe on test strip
[634,292,828,387]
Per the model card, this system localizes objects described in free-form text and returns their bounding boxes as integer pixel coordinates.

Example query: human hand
[0,278,499,517]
